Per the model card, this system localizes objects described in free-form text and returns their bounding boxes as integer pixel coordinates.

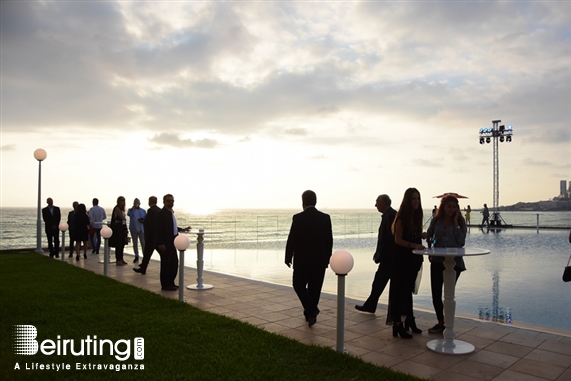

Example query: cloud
[149,133,218,149]
[1,0,569,152]
[0,145,16,152]
[522,158,552,167]
[413,158,443,168]
[284,128,308,136]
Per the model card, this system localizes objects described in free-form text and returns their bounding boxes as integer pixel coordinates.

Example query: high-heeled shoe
[404,317,422,334]
[75,254,80,261]
[392,323,412,339]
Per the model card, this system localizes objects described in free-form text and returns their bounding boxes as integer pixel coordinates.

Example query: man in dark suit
[41,197,61,258]
[355,194,397,313]
[134,196,161,275]
[155,194,190,291]
[285,190,333,327]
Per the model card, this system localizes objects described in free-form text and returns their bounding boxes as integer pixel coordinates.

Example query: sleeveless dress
[390,222,423,321]
[109,209,127,248]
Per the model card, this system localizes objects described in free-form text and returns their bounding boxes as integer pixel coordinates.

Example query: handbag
[563,254,571,282]
[413,265,423,295]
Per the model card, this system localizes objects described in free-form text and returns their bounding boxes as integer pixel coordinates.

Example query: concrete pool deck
[68,252,571,381]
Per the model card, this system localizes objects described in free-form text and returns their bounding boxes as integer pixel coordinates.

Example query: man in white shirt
[127,198,146,263]
[88,198,107,254]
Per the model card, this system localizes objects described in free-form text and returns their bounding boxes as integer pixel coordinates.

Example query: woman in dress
[74,203,90,260]
[390,187,426,338]
[465,205,471,226]
[426,195,467,333]
[109,196,128,266]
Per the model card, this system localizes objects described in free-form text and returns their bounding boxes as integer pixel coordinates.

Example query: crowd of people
[285,188,468,338]
[42,194,190,291]
[43,188,472,331]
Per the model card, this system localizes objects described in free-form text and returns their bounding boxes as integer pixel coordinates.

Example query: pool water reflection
[191,228,571,331]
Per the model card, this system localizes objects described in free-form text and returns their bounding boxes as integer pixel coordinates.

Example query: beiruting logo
[13,325,144,362]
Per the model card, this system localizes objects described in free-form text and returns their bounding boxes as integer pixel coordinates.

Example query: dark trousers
[45,227,60,256]
[159,244,178,287]
[114,245,125,262]
[69,230,76,254]
[89,228,102,253]
[362,262,391,312]
[139,239,156,272]
[292,266,326,319]
[430,262,461,322]
[390,259,422,323]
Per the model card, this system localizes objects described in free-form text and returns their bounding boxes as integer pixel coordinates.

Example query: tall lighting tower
[478,120,513,227]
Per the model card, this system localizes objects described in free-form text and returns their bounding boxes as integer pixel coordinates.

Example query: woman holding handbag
[74,203,91,261]
[109,196,128,266]
[389,187,426,339]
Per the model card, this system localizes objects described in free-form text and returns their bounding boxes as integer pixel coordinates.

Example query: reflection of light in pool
[193,229,570,331]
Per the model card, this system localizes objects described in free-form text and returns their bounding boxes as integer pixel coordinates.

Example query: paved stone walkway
[68,251,571,381]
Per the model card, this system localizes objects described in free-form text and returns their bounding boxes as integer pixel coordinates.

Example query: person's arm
[394,219,425,250]
[114,207,126,221]
[156,210,166,253]
[284,216,298,267]
[327,215,333,255]
[451,209,467,247]
[452,224,467,247]
[426,218,437,247]
[374,211,394,262]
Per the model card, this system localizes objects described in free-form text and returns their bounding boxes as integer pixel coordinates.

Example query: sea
[2,207,570,331]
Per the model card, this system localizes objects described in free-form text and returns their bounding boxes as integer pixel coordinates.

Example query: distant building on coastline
[499,180,571,211]
[557,179,570,200]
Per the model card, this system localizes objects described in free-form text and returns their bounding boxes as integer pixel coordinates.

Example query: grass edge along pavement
[0,252,425,381]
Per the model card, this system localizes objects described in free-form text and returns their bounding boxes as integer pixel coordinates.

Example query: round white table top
[184,230,222,235]
[412,247,490,256]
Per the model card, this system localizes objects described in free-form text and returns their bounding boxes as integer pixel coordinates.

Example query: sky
[1,0,570,214]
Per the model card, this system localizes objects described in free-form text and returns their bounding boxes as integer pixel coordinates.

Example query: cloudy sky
[1,0,569,213]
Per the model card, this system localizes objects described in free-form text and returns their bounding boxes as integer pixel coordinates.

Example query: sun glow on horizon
[181,207,219,216]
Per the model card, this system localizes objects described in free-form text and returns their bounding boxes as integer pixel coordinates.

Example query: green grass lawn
[0,252,425,380]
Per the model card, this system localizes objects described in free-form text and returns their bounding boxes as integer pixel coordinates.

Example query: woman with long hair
[74,203,90,261]
[426,195,467,333]
[465,205,471,226]
[390,188,426,339]
[109,196,128,266]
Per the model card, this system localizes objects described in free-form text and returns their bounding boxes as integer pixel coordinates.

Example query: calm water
[2,208,570,330]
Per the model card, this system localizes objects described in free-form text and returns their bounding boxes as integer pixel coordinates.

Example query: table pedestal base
[186,284,213,290]
[426,339,475,355]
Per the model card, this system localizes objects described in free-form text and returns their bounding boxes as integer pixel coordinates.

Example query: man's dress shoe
[355,305,375,313]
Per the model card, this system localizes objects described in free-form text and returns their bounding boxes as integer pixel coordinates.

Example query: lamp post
[329,250,354,354]
[478,121,514,227]
[59,222,68,262]
[34,148,47,253]
[174,234,190,302]
[101,226,113,277]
